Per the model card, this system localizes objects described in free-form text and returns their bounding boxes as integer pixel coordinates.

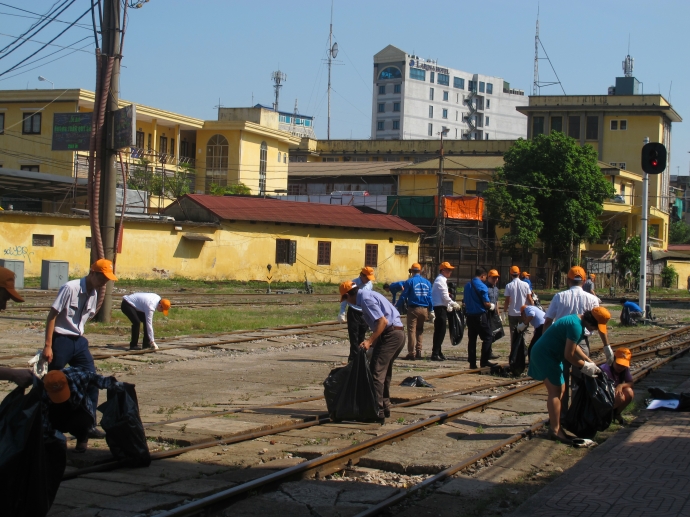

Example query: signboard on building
[51,113,92,151]
[111,104,136,150]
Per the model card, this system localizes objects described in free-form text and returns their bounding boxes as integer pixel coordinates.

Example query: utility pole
[326,0,337,140]
[97,0,121,322]
[639,137,650,315]
[436,128,449,266]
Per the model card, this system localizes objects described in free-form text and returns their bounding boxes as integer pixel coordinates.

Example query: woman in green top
[528,307,611,443]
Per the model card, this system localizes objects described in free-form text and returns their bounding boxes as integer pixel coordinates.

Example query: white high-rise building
[372,45,528,140]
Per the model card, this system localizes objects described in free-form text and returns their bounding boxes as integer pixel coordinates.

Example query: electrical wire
[0,5,92,30]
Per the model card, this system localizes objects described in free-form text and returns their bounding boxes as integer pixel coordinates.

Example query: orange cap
[160,298,171,316]
[488,269,499,278]
[0,267,24,303]
[44,370,70,404]
[589,273,596,280]
[410,262,422,271]
[510,265,520,275]
[567,266,586,281]
[614,347,631,367]
[439,262,455,271]
[91,259,118,281]
[591,306,611,335]
[360,267,376,281]
[521,271,530,278]
[339,280,357,301]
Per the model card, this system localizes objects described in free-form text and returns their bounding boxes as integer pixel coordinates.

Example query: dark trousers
[120,300,151,348]
[466,312,492,367]
[561,336,590,418]
[347,306,368,361]
[48,402,94,442]
[527,324,544,358]
[370,327,405,416]
[432,305,449,355]
[48,334,98,420]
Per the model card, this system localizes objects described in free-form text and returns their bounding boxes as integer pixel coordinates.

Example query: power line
[0,6,92,30]
[0,40,92,81]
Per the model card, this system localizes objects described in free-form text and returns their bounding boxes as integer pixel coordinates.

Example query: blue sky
[2,0,689,173]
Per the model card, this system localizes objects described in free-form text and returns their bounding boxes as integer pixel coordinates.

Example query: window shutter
[276,239,286,263]
[289,240,297,264]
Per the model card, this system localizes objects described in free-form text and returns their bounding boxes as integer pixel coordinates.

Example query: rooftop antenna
[327,0,338,140]
[271,70,287,111]
[532,4,566,96]
[292,99,298,132]
[213,98,225,118]
[622,36,634,78]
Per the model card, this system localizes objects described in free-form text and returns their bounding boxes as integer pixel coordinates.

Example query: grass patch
[85,303,336,337]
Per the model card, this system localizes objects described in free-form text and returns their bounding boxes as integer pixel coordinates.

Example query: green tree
[661,264,679,288]
[484,132,615,266]
[669,220,690,244]
[614,235,641,278]
[209,183,251,196]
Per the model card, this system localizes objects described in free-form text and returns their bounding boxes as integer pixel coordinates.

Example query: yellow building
[0,196,421,283]
[517,93,682,250]
[0,90,302,199]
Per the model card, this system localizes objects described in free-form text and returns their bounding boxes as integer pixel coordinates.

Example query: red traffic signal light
[641,143,667,175]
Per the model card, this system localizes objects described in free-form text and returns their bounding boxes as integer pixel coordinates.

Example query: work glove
[603,345,614,366]
[449,301,461,311]
[28,351,48,378]
[338,312,347,324]
[488,303,496,312]
[581,361,601,378]
[429,311,436,323]
[516,322,527,332]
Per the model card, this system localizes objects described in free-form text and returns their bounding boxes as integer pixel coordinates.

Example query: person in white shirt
[431,262,460,361]
[121,293,171,350]
[338,267,375,361]
[43,259,117,439]
[544,265,613,416]
[503,266,533,335]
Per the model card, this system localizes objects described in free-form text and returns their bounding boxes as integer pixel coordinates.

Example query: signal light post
[639,140,668,314]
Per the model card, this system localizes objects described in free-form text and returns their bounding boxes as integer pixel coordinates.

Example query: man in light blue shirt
[338,267,375,361]
[396,263,433,361]
[340,280,405,422]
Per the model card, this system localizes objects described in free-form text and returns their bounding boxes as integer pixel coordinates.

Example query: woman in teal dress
[528,307,611,443]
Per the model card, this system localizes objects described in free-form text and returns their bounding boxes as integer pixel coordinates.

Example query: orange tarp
[435,196,484,221]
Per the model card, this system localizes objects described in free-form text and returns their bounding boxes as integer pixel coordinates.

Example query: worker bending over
[340,281,405,423]
[338,267,375,362]
[121,293,171,350]
[383,281,405,305]
[0,266,24,310]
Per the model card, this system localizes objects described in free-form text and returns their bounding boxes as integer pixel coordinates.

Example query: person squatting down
[338,267,375,362]
[463,267,497,369]
[383,281,405,305]
[42,259,117,439]
[600,347,634,424]
[528,307,612,445]
[431,262,460,362]
[0,266,24,310]
[120,293,171,350]
[503,266,533,335]
[339,281,405,423]
[396,263,434,361]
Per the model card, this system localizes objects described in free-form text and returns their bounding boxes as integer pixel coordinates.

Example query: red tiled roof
[667,244,690,251]
[180,194,424,233]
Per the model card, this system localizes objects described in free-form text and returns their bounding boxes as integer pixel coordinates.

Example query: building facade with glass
[371,45,528,141]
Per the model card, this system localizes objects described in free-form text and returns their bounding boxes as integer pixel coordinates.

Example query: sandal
[548,429,573,446]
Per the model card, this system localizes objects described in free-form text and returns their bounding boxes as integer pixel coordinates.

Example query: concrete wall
[0,212,419,283]
[666,260,690,289]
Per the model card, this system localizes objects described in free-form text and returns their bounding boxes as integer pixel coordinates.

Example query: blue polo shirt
[397,274,433,310]
[624,301,643,313]
[463,277,490,315]
[522,278,533,291]
[356,290,402,331]
[388,281,405,304]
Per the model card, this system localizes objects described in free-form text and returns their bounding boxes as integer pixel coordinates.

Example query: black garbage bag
[448,308,465,346]
[563,375,616,439]
[98,383,151,467]
[509,329,526,375]
[400,376,434,388]
[647,387,690,411]
[532,293,544,311]
[0,380,66,517]
[489,312,505,343]
[322,349,379,421]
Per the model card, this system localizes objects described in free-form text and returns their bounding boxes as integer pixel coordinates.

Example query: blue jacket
[388,281,405,304]
[397,274,433,310]
[463,277,490,315]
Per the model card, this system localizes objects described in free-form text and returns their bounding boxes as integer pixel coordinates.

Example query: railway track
[146,339,690,517]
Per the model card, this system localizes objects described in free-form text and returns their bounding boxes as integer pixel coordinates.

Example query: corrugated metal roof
[288,161,409,177]
[398,155,505,171]
[178,195,424,233]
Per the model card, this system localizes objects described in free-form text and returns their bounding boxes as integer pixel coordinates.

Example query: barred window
[365,244,378,267]
[32,234,53,247]
[276,239,296,264]
[394,245,408,255]
[317,241,331,265]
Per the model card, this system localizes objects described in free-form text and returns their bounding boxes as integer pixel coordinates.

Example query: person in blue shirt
[463,267,497,369]
[619,298,643,325]
[338,267,375,361]
[395,263,434,361]
[520,271,533,292]
[383,281,405,305]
